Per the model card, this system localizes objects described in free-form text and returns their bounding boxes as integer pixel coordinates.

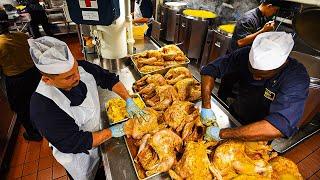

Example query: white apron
[134,0,143,19]
[36,67,101,180]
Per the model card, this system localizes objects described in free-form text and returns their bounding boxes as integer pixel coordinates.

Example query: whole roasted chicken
[133,74,166,93]
[136,129,183,177]
[124,107,164,139]
[151,85,178,111]
[164,67,192,85]
[169,141,220,180]
[174,78,201,101]
[163,101,204,141]
[269,156,303,180]
[212,140,278,179]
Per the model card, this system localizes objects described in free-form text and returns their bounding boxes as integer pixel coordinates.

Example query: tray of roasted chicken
[131,44,190,77]
[105,94,145,125]
[123,103,207,180]
[122,66,303,180]
[132,67,202,111]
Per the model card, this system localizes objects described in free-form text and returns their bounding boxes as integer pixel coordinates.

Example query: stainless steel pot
[200,27,233,68]
[177,12,217,60]
[160,2,187,42]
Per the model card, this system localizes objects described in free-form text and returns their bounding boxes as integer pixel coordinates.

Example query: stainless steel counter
[97,37,240,180]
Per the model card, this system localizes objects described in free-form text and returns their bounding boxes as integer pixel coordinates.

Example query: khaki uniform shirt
[0,32,34,76]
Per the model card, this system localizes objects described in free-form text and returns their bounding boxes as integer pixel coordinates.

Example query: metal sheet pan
[106,94,145,126]
[131,53,190,77]
[124,137,166,180]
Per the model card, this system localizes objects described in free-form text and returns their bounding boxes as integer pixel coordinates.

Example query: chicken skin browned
[164,67,192,85]
[174,78,201,101]
[136,129,183,177]
[124,107,164,139]
[169,141,219,180]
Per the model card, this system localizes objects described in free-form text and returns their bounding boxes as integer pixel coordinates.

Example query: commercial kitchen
[0,0,319,179]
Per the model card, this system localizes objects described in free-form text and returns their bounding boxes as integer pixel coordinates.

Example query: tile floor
[4,126,69,180]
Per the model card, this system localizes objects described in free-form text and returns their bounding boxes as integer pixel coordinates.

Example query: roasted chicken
[140,65,164,73]
[133,45,187,74]
[146,50,163,59]
[163,101,194,131]
[136,129,183,176]
[136,57,165,68]
[164,67,192,85]
[169,141,219,180]
[151,85,178,111]
[174,78,201,101]
[188,83,201,101]
[163,101,204,141]
[212,140,278,179]
[133,74,166,94]
[124,107,164,139]
[269,156,303,180]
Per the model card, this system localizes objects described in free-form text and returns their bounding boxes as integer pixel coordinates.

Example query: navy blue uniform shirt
[138,0,153,18]
[230,8,270,51]
[201,47,310,137]
[30,61,119,154]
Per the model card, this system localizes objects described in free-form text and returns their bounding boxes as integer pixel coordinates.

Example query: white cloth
[249,32,294,71]
[35,67,101,180]
[28,36,74,74]
[134,0,143,19]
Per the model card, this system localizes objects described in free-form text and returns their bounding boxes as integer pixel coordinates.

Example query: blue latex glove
[204,126,221,141]
[126,98,146,120]
[109,122,125,137]
[200,108,217,126]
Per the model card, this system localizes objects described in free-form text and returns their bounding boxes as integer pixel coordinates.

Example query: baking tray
[131,53,190,77]
[105,94,145,126]
[124,137,166,180]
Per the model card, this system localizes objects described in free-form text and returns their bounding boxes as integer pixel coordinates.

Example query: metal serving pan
[131,54,190,77]
[105,94,145,126]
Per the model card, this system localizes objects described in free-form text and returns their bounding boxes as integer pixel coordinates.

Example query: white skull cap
[249,32,294,71]
[28,36,75,74]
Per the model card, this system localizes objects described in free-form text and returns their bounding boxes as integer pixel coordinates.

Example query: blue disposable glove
[204,126,222,141]
[109,122,125,137]
[126,98,147,120]
[200,108,217,126]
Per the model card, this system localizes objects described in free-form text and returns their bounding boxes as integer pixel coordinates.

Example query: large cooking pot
[200,23,236,68]
[177,9,218,60]
[160,2,187,42]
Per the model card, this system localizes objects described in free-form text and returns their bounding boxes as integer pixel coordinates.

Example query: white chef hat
[249,32,294,71]
[28,36,75,74]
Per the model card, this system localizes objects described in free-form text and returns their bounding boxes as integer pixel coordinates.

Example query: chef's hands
[126,98,147,121]
[262,21,275,32]
[109,122,125,137]
[204,126,222,141]
[201,108,221,141]
[200,108,217,126]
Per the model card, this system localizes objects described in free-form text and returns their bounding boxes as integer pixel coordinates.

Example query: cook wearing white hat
[28,36,146,180]
[200,32,310,142]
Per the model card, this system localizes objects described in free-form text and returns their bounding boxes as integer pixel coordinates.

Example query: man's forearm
[112,82,131,100]
[237,29,263,48]
[220,120,283,141]
[92,129,112,147]
[201,75,215,109]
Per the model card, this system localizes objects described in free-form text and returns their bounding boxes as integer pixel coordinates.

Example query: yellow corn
[183,9,217,19]
[218,24,236,34]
